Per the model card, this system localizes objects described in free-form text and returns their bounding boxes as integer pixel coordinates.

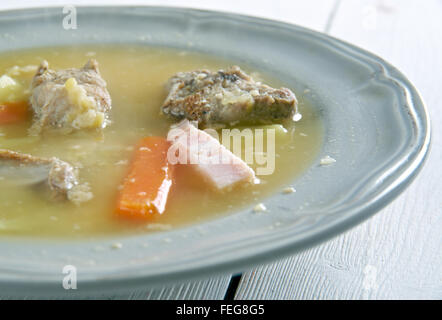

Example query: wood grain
[113,276,232,300]
[235,0,442,300]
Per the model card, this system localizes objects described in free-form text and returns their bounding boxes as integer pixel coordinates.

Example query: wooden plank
[0,276,232,300]
[236,0,442,300]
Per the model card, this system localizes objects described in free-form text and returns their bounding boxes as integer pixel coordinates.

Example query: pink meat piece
[167,120,256,190]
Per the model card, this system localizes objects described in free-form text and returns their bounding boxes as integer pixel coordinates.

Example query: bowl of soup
[0,6,430,296]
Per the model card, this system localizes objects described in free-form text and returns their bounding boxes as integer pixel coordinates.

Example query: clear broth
[0,45,322,238]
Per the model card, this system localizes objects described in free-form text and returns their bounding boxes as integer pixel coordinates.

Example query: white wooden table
[2,0,441,300]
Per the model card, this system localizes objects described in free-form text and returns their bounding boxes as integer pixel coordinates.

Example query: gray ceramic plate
[0,6,430,297]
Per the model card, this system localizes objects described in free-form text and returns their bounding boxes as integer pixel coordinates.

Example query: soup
[0,45,322,238]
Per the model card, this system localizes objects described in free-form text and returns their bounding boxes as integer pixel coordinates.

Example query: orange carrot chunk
[0,101,29,124]
[116,137,174,219]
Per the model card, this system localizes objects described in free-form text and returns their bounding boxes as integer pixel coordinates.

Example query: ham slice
[167,120,257,191]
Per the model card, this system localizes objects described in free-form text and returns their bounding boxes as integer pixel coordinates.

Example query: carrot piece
[116,137,175,219]
[0,101,29,124]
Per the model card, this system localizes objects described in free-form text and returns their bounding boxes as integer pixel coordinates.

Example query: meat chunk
[167,120,257,191]
[162,66,298,126]
[0,149,91,203]
[29,59,111,134]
